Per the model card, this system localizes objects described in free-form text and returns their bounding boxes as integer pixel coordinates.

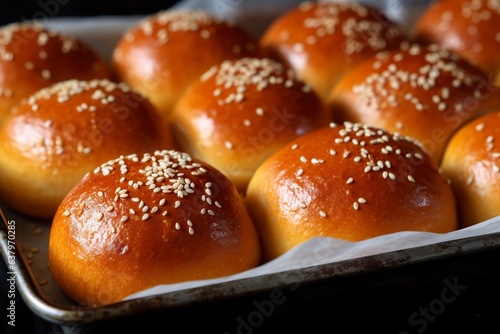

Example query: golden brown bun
[170,57,331,192]
[246,122,457,262]
[441,112,500,228]
[260,1,406,100]
[0,22,111,126]
[327,42,500,165]
[111,9,263,118]
[48,150,261,306]
[0,79,174,219]
[413,0,500,86]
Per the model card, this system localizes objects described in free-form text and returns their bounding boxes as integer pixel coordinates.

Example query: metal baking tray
[3,1,500,332]
[3,202,500,333]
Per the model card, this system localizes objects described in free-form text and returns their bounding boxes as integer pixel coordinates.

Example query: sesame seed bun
[111,9,263,118]
[441,112,500,228]
[0,79,174,219]
[0,22,111,126]
[259,1,406,100]
[327,42,500,164]
[413,0,500,87]
[48,150,261,307]
[169,57,331,192]
[246,122,458,262]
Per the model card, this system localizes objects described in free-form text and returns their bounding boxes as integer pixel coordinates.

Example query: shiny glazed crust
[0,22,111,125]
[441,112,500,228]
[170,57,331,192]
[48,150,261,306]
[112,9,263,117]
[246,122,457,261]
[0,79,174,218]
[413,0,500,86]
[260,1,405,99]
[327,42,500,164]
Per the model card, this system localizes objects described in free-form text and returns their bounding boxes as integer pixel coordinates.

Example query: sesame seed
[142,213,149,221]
[346,177,354,184]
[319,210,327,218]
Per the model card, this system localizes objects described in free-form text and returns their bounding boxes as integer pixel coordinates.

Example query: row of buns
[0,0,499,307]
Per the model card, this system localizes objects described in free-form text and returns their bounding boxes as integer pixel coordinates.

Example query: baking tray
[3,0,500,332]
[3,202,500,334]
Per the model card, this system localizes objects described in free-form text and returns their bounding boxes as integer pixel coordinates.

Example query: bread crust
[260,1,405,99]
[48,150,261,306]
[441,112,500,228]
[0,79,174,218]
[0,22,111,126]
[246,122,457,261]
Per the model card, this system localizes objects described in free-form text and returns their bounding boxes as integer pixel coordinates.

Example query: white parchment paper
[125,216,500,300]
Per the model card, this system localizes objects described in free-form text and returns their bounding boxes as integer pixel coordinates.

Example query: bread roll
[170,57,331,192]
[246,122,457,262]
[111,9,262,118]
[0,79,174,219]
[413,0,500,86]
[260,1,405,100]
[327,41,500,164]
[441,112,500,228]
[48,149,261,306]
[0,22,111,126]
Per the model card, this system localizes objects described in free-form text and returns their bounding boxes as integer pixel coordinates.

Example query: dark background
[1,0,181,25]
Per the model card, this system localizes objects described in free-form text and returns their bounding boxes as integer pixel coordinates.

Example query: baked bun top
[170,57,330,192]
[49,149,261,306]
[441,111,500,228]
[413,0,500,85]
[260,1,406,99]
[246,121,457,261]
[0,79,173,218]
[112,9,262,117]
[327,41,500,164]
[0,22,111,125]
